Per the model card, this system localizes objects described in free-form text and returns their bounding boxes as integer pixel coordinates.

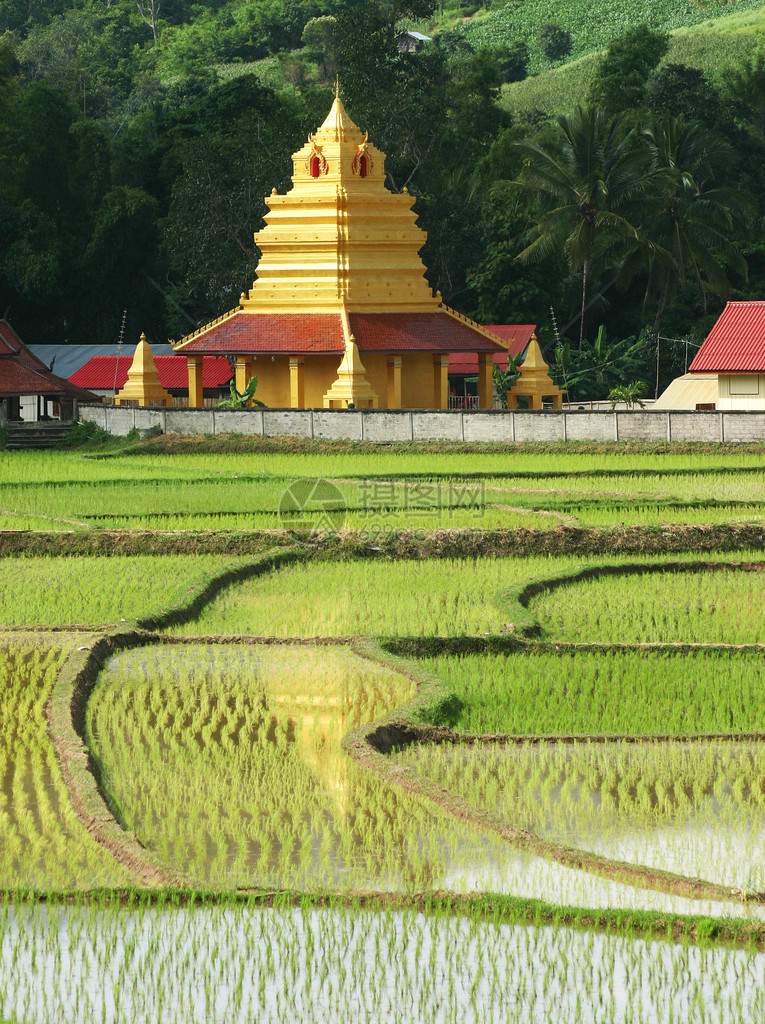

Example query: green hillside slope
[501,5,765,114]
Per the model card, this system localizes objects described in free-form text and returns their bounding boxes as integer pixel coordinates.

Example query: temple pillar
[387,356,402,409]
[478,353,493,410]
[235,356,256,403]
[433,354,449,410]
[187,356,204,408]
[289,356,305,408]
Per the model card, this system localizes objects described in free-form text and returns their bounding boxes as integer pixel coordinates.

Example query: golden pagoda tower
[174,86,506,410]
[241,81,439,313]
[115,333,172,407]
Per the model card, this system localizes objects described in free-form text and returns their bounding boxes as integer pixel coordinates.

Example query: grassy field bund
[0,438,764,1022]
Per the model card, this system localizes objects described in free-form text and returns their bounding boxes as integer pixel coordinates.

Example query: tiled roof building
[0,320,96,420]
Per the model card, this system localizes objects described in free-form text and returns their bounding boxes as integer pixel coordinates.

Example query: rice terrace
[0,433,762,1023]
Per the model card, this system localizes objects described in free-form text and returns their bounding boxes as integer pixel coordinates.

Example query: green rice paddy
[392,740,765,893]
[0,638,128,888]
[532,568,765,643]
[1,442,764,1020]
[419,648,765,735]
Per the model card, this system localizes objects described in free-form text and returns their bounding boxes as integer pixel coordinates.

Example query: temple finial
[335,75,340,99]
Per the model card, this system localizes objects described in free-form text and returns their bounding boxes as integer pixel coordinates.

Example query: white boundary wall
[78,405,765,444]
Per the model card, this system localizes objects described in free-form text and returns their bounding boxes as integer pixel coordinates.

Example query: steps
[5,420,73,450]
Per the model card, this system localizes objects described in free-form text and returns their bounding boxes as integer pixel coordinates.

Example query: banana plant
[216,376,266,409]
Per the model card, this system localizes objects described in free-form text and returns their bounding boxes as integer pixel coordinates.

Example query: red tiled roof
[0,321,50,372]
[0,356,96,400]
[178,314,345,354]
[449,326,537,374]
[177,311,505,355]
[0,320,96,400]
[348,312,504,352]
[484,325,537,357]
[70,355,234,390]
[690,302,765,373]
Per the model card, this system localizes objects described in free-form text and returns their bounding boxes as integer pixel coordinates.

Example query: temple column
[187,356,204,409]
[433,354,449,410]
[478,353,493,410]
[235,356,256,402]
[386,356,402,409]
[289,356,305,408]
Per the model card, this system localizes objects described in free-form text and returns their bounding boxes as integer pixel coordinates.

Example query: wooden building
[0,320,95,423]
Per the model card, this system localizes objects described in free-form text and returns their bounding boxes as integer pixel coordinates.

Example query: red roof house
[690,301,765,410]
[448,325,538,376]
[690,301,765,373]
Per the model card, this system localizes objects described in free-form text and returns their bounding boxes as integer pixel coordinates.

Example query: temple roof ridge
[174,306,241,350]
[439,303,511,351]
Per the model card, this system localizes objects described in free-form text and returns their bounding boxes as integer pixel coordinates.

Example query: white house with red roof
[689,301,765,410]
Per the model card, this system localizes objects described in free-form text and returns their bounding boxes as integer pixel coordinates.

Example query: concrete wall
[78,405,765,443]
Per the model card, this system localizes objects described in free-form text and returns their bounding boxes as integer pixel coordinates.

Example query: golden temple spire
[313,89,364,145]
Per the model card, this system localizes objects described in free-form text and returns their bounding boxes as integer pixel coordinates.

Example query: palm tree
[504,106,654,346]
[639,114,753,335]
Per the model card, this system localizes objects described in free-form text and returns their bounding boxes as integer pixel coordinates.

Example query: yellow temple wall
[246,357,291,407]
[401,353,437,408]
[303,356,352,407]
[225,352,442,409]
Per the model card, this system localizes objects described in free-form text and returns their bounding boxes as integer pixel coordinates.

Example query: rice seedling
[84,643,765,919]
[0,554,236,627]
[0,901,763,1023]
[393,740,765,893]
[3,448,765,533]
[0,638,128,888]
[419,648,765,736]
[166,551,765,638]
[3,447,764,488]
[532,568,765,643]
[88,643,486,891]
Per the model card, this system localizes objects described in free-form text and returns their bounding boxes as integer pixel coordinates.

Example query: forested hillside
[3,0,765,397]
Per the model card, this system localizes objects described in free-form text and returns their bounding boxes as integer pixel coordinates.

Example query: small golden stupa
[506,335,563,410]
[174,84,506,409]
[115,333,172,407]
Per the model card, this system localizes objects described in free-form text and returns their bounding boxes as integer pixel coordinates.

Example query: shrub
[540,23,572,65]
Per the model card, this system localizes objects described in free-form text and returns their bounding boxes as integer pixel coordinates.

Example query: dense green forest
[3,0,765,397]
